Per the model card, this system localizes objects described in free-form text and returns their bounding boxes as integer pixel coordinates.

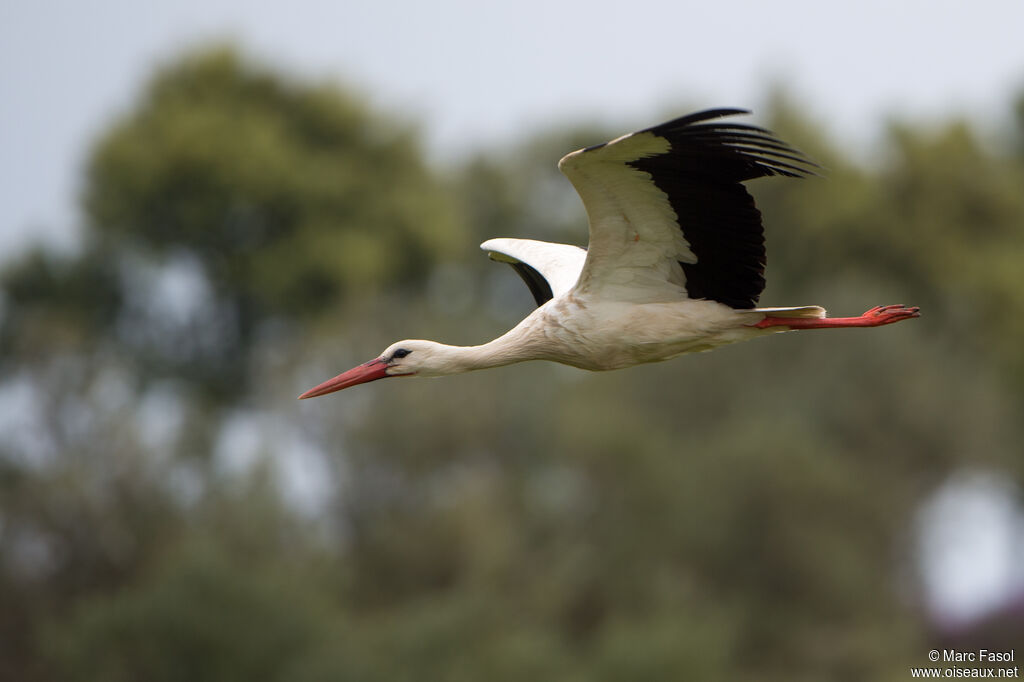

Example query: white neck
[419,318,547,377]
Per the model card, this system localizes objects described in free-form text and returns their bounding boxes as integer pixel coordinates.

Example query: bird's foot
[754,304,920,330]
[856,304,922,326]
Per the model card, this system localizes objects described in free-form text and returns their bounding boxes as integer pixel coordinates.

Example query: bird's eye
[391,348,411,360]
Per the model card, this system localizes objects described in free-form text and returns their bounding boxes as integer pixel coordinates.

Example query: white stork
[299,108,918,399]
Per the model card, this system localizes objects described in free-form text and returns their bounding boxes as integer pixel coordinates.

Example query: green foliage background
[2,46,1023,681]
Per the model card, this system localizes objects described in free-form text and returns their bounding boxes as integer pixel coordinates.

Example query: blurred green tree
[66,46,458,398]
[0,45,462,681]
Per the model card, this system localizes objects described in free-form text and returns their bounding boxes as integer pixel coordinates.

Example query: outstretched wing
[481,238,587,307]
[558,108,816,308]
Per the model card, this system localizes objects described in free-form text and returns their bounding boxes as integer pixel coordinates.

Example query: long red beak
[298,358,390,399]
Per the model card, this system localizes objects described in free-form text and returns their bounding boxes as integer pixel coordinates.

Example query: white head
[298,339,459,399]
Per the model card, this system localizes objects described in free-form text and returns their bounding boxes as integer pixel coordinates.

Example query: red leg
[753,304,920,330]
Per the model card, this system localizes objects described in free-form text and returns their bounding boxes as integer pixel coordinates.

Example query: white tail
[753,306,826,319]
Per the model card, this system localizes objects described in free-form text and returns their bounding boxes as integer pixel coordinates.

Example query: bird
[299,108,919,399]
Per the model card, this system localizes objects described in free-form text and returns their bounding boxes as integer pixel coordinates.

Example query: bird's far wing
[481,238,587,307]
[558,108,817,308]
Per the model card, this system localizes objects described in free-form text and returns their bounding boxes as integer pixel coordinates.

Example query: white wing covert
[481,238,587,307]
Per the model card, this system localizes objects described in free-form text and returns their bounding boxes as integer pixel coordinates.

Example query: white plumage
[300,109,918,399]
[479,238,586,301]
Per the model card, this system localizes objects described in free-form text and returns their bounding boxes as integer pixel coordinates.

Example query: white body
[494,294,771,371]
[391,235,824,378]
[477,237,796,372]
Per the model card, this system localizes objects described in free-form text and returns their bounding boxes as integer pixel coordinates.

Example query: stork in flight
[299,108,918,399]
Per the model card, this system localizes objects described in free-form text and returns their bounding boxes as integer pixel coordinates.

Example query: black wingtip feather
[641,108,752,133]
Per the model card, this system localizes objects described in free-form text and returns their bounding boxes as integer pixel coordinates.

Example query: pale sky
[2,0,1024,257]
